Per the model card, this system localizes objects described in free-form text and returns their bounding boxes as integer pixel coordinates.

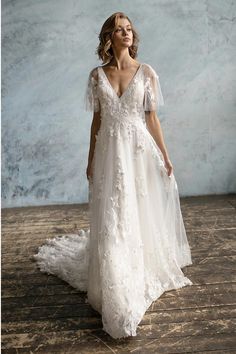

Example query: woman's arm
[86,110,101,180]
[145,111,168,159]
[145,111,173,176]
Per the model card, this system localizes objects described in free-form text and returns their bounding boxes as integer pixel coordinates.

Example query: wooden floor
[2,194,236,353]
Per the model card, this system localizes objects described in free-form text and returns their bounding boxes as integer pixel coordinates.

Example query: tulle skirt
[33,121,193,339]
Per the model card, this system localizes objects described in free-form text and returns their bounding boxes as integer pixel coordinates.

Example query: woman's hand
[164,156,173,177]
[86,161,93,181]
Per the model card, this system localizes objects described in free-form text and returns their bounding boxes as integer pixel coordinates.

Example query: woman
[33,12,193,339]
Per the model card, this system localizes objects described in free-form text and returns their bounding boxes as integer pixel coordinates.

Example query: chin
[122,42,132,47]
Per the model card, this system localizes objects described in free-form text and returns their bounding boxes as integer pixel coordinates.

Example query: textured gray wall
[2,0,236,208]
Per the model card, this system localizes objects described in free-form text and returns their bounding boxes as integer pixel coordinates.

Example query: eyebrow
[116,25,132,28]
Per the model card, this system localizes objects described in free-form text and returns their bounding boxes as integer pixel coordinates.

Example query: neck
[109,48,134,69]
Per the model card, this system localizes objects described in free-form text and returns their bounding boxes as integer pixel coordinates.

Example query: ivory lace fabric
[32,63,193,339]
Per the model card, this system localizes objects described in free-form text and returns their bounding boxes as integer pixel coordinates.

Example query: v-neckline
[99,63,143,100]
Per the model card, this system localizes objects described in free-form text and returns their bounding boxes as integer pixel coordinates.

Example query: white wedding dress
[32,62,193,339]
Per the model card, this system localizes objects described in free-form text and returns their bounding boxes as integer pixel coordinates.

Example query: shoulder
[88,66,99,81]
[142,63,159,78]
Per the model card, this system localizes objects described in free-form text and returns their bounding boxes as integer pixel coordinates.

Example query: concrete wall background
[2,0,236,208]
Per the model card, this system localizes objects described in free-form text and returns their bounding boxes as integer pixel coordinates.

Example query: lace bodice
[84,63,164,122]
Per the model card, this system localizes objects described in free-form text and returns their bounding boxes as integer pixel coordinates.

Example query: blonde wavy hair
[96,12,139,64]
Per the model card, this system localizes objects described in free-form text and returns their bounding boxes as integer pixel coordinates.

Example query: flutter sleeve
[143,64,164,112]
[84,68,100,112]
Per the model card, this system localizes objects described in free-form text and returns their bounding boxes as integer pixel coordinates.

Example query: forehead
[116,17,131,27]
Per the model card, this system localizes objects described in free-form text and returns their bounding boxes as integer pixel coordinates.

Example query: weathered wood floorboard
[1,194,236,353]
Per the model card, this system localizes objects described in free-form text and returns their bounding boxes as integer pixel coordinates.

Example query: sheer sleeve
[84,68,100,112]
[143,64,164,112]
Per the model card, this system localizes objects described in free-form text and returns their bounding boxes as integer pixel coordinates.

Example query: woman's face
[111,18,133,49]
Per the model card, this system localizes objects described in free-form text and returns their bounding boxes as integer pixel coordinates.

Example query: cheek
[113,33,121,41]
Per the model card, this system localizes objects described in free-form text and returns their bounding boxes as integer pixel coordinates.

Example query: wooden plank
[2,300,236,323]
[2,281,235,300]
[1,332,236,353]
[2,318,236,347]
[2,228,236,259]
[2,272,236,300]
[2,316,236,342]
[2,290,235,313]
[2,255,236,286]
[2,211,236,236]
